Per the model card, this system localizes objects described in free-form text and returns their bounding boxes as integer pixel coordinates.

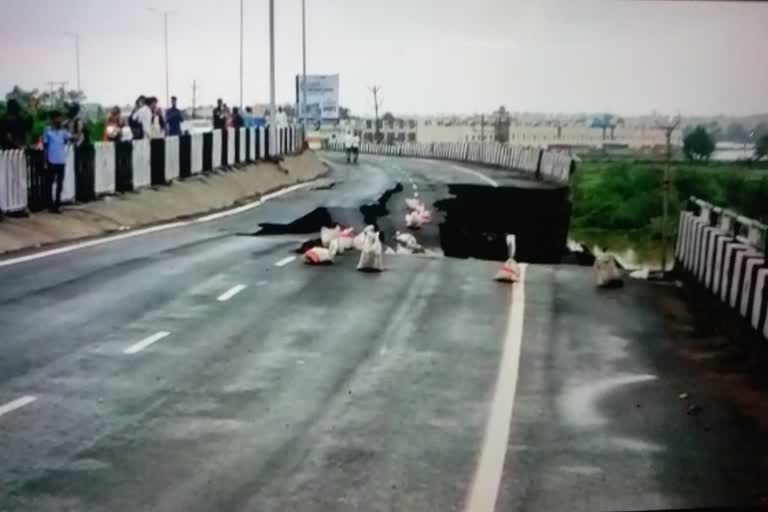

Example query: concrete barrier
[0,150,28,213]
[191,133,204,174]
[93,142,116,195]
[62,146,76,202]
[212,130,222,169]
[676,198,768,341]
[132,139,151,188]
[165,136,180,182]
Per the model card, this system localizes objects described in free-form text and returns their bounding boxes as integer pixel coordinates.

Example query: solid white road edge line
[0,395,38,418]
[448,164,499,187]
[0,180,320,268]
[217,284,247,302]
[464,263,527,512]
[123,331,171,355]
[274,255,296,267]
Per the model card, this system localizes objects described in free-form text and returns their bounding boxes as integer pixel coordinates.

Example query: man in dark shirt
[232,107,244,128]
[212,98,226,131]
[166,96,183,136]
[0,99,32,149]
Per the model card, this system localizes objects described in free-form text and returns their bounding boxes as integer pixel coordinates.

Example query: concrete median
[0,151,328,256]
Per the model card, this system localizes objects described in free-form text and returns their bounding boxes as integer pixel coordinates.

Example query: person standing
[231,107,245,129]
[43,110,71,213]
[104,106,123,142]
[165,96,184,136]
[148,97,165,138]
[130,96,152,139]
[212,98,226,131]
[243,106,255,128]
[276,106,288,127]
[67,103,86,148]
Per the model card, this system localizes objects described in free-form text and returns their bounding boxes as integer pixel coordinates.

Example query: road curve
[0,153,766,511]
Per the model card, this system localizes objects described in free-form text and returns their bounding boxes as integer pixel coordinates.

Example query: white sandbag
[384,246,396,255]
[395,231,423,253]
[357,230,384,272]
[417,207,432,224]
[405,211,423,230]
[494,258,521,283]
[320,226,341,248]
[353,225,375,251]
[593,254,623,288]
[304,240,338,265]
[338,227,355,252]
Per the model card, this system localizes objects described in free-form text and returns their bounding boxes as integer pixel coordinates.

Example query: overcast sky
[1,0,766,117]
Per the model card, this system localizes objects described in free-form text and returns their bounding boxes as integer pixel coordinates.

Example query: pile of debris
[302,224,385,272]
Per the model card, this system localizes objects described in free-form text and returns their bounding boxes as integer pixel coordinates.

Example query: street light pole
[301,0,308,132]
[269,0,276,126]
[147,8,172,107]
[239,0,244,108]
[655,115,681,277]
[163,11,170,107]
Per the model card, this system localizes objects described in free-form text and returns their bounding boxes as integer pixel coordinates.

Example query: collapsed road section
[253,169,571,263]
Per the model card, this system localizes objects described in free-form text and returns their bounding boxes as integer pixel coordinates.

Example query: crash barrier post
[93,142,116,196]
[258,126,266,159]
[25,149,48,211]
[676,197,768,343]
[164,136,180,182]
[61,147,76,203]
[132,139,151,189]
[73,143,96,203]
[212,129,222,169]
[190,133,203,174]
[244,128,251,162]
[202,132,213,172]
[115,140,133,192]
[179,134,192,178]
[240,127,247,162]
[228,127,236,165]
[0,149,28,213]
[150,138,167,185]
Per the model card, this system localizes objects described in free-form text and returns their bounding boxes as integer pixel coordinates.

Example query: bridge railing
[676,196,768,341]
[0,125,304,215]
[322,140,575,186]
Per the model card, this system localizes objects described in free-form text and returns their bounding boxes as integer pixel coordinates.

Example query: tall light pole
[301,0,308,132]
[655,115,681,277]
[147,8,173,107]
[269,0,276,125]
[239,0,244,108]
[64,33,81,92]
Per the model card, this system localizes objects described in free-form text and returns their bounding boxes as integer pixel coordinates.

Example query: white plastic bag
[304,240,338,265]
[417,206,432,224]
[320,226,341,248]
[357,230,384,272]
[593,254,623,288]
[353,225,375,251]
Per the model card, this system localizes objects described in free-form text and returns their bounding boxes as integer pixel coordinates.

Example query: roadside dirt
[654,279,768,431]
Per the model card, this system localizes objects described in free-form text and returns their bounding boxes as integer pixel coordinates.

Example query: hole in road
[248,179,588,264]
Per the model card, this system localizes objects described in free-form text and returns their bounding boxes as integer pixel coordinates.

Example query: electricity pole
[46,81,68,108]
[369,85,382,143]
[655,115,681,277]
[63,33,81,92]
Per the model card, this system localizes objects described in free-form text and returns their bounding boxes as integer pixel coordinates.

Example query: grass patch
[572,159,768,234]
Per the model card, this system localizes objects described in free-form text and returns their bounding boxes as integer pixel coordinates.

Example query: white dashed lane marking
[123,331,171,355]
[0,395,38,419]
[274,256,296,267]
[217,284,247,302]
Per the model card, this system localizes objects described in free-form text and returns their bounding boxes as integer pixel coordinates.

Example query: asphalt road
[0,153,766,511]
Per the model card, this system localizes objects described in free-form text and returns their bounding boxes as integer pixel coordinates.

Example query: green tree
[5,85,39,111]
[339,106,350,119]
[683,125,716,161]
[381,112,395,123]
[755,134,768,161]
